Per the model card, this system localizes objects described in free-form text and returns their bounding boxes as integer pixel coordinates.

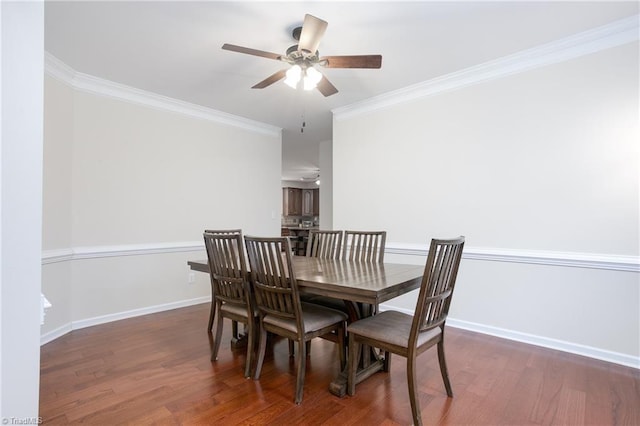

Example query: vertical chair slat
[306,230,343,260]
[343,231,386,263]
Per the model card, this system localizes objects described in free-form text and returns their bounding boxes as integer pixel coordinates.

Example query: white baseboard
[40,296,209,346]
[40,323,73,346]
[42,297,639,369]
[378,303,639,370]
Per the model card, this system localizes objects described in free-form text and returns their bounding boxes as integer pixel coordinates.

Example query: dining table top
[188,256,425,306]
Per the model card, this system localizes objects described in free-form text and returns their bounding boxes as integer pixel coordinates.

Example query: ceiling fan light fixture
[303,66,323,91]
[284,64,302,88]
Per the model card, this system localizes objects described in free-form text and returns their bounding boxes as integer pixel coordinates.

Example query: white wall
[42,74,74,333]
[0,1,44,417]
[319,139,333,229]
[333,38,639,366]
[41,73,282,341]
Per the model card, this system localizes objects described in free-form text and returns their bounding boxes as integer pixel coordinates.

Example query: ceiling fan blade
[298,14,328,54]
[317,75,338,97]
[320,55,382,69]
[252,69,287,89]
[222,43,282,61]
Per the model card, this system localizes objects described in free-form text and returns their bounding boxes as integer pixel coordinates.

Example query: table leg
[328,301,386,397]
[230,321,248,348]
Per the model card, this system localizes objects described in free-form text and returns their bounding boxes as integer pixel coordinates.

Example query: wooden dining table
[188,256,425,397]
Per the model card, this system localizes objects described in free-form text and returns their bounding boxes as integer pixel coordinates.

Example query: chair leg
[207,296,216,332]
[407,354,422,426]
[337,323,346,370]
[294,338,307,404]
[347,333,359,396]
[210,304,223,361]
[232,320,239,340]
[253,325,268,380]
[383,350,391,372]
[287,340,310,357]
[437,340,453,397]
[244,319,255,378]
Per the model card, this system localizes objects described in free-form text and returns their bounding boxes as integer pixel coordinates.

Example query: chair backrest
[410,237,465,345]
[204,228,242,235]
[306,230,343,259]
[204,228,245,266]
[203,232,252,309]
[244,236,304,333]
[342,231,387,263]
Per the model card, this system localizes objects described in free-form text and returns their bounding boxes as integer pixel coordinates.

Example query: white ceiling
[44,1,637,181]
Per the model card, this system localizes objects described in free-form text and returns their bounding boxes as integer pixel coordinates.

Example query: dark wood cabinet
[283,187,302,216]
[312,188,319,216]
[302,189,313,216]
[283,187,319,217]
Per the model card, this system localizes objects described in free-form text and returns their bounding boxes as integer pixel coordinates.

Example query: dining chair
[342,230,386,263]
[203,229,243,332]
[341,230,387,316]
[244,235,348,404]
[306,229,343,259]
[301,230,346,351]
[203,231,257,378]
[346,236,465,426]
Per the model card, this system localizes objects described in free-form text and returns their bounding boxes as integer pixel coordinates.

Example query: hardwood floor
[40,303,639,425]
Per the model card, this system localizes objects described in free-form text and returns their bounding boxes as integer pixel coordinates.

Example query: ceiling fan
[222,14,382,97]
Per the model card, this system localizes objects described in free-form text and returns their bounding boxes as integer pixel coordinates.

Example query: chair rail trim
[41,241,638,272]
[386,243,639,272]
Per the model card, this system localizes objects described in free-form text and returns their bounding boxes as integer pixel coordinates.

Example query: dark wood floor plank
[234,400,293,425]
[40,303,640,425]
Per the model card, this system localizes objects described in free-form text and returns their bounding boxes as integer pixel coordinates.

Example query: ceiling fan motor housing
[292,26,302,41]
[286,45,320,64]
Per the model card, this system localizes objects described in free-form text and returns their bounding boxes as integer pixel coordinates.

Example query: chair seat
[347,310,441,349]
[263,302,348,334]
[221,303,256,318]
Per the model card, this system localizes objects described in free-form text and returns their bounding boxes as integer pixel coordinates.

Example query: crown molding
[44,53,282,138]
[333,14,640,121]
[44,53,76,83]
